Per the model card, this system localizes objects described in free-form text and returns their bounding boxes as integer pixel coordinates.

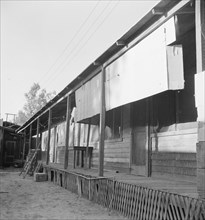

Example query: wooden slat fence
[44,166,205,220]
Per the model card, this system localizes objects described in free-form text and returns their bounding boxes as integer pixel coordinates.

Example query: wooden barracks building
[17,0,205,218]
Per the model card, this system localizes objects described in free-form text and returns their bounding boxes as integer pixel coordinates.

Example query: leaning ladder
[34,161,43,173]
[19,146,39,178]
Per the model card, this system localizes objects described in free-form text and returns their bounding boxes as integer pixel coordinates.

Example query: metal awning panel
[75,17,184,121]
[105,17,184,110]
[16,0,191,131]
[75,73,101,122]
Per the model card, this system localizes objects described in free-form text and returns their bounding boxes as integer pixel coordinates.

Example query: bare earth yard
[0,169,127,220]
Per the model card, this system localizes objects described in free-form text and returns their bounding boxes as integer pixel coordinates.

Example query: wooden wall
[0,128,4,167]
[40,106,198,180]
[92,104,131,173]
[41,97,198,180]
[0,127,23,167]
[151,122,197,180]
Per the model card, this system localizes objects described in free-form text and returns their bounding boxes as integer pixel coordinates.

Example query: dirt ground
[0,168,127,220]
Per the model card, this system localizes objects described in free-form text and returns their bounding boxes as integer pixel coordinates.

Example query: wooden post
[39,132,42,160]
[64,95,71,170]
[46,109,52,165]
[73,120,75,147]
[29,124,32,153]
[36,118,40,149]
[73,121,76,168]
[175,91,180,125]
[22,130,26,162]
[146,98,152,177]
[99,66,106,176]
[85,119,91,169]
[53,126,57,163]
[129,103,134,173]
[77,123,81,166]
[195,0,205,199]
[195,0,204,73]
[0,128,4,167]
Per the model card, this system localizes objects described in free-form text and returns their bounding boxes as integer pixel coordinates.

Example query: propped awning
[105,17,184,110]
[75,73,101,123]
[16,1,192,133]
[75,17,184,122]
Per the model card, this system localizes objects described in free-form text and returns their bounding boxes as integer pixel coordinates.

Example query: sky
[0,0,159,121]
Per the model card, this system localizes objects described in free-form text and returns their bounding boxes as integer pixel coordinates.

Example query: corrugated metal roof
[16,0,190,134]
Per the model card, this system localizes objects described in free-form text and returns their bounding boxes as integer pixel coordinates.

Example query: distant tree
[16,110,27,125]
[16,83,56,125]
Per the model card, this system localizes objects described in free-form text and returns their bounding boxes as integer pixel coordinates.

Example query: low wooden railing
[44,166,205,220]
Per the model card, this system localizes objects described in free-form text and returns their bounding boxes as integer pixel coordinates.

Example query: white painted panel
[195,71,205,141]
[75,17,181,120]
[41,130,48,151]
[106,24,168,110]
[152,133,197,153]
[75,74,101,122]
[57,122,65,146]
[165,16,176,45]
[167,45,184,89]
[105,19,183,110]
[49,128,54,162]
[195,71,205,121]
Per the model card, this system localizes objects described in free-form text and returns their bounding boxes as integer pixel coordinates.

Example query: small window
[105,107,122,140]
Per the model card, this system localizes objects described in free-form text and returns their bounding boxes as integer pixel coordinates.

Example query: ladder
[19,147,39,178]
[34,161,43,173]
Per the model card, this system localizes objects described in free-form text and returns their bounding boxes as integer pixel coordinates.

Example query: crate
[34,173,48,182]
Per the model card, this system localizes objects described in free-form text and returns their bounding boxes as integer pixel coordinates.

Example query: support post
[29,124,32,153]
[53,126,57,163]
[22,130,26,162]
[73,121,76,168]
[46,109,52,165]
[99,66,106,176]
[77,123,81,166]
[146,98,152,177]
[195,0,205,199]
[129,103,134,173]
[64,95,71,169]
[85,119,91,169]
[0,128,4,167]
[36,118,40,149]
[195,0,204,72]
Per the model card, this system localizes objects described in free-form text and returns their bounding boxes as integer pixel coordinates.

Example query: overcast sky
[1,0,159,121]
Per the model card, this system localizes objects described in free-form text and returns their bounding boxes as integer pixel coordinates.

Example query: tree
[16,83,56,125]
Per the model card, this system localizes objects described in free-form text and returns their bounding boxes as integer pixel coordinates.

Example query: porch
[42,162,205,220]
[44,162,197,198]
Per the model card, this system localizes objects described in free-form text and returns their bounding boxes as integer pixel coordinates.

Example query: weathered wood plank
[99,66,106,177]
[64,96,71,169]
[152,152,196,160]
[152,165,196,176]
[152,159,197,168]
[46,109,52,165]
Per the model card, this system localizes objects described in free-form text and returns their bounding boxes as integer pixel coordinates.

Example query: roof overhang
[16,0,193,134]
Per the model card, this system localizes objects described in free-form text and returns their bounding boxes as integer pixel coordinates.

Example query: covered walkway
[42,162,205,220]
[44,162,197,198]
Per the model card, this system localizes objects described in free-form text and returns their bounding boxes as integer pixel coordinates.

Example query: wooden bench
[73,146,93,169]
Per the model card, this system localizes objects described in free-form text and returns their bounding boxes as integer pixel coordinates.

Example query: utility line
[41,1,112,89]
[38,1,100,86]
[43,1,119,90]
[45,1,120,90]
